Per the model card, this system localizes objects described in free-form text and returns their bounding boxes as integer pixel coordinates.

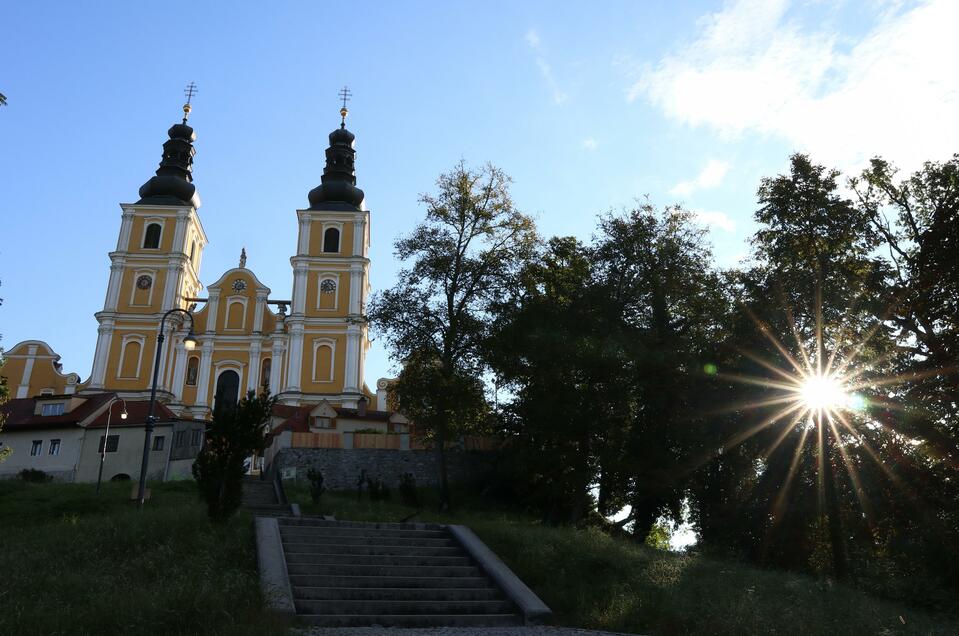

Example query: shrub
[368,476,391,501]
[193,390,277,522]
[399,472,420,507]
[306,468,325,504]
[18,468,52,482]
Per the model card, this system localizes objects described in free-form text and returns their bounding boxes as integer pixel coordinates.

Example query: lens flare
[799,374,849,411]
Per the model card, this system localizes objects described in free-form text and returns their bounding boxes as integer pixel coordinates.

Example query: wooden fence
[291,432,342,449]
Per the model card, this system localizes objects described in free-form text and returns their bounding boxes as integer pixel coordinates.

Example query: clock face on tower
[232,279,247,293]
[136,275,152,290]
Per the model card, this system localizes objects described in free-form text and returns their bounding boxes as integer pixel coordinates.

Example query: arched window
[323,228,340,253]
[213,370,240,416]
[143,223,162,249]
[189,240,197,266]
[260,358,271,388]
[186,356,199,386]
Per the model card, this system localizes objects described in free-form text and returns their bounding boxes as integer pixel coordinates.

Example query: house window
[41,402,65,416]
[323,227,340,253]
[312,416,333,429]
[174,430,186,448]
[190,429,202,446]
[49,439,61,456]
[152,436,165,451]
[186,356,199,386]
[143,223,162,248]
[30,440,42,456]
[98,435,119,453]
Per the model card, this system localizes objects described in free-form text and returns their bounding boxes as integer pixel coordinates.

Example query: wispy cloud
[631,0,959,172]
[670,159,730,197]
[526,29,567,104]
[581,137,598,150]
[691,209,736,233]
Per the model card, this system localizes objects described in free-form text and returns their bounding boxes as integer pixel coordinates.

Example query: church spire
[307,87,365,211]
[137,83,201,208]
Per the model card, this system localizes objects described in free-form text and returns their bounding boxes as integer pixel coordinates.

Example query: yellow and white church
[1,97,405,481]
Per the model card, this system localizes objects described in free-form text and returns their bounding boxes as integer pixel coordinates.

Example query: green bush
[17,468,52,482]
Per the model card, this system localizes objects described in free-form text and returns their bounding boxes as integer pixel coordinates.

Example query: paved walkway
[298,627,641,636]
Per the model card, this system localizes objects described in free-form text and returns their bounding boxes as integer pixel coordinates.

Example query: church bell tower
[283,95,371,406]
[87,90,208,395]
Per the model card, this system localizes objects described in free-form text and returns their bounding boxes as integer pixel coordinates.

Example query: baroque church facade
[8,99,379,415]
[0,97,410,482]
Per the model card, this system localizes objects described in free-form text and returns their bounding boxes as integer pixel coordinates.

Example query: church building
[1,93,405,481]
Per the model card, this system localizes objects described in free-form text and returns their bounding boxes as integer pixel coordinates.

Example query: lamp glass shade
[120,410,128,420]
[184,331,199,351]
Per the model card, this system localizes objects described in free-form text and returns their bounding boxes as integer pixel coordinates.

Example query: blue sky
[2,0,957,388]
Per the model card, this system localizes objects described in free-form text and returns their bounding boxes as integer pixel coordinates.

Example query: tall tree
[369,161,537,509]
[487,236,631,524]
[593,204,727,539]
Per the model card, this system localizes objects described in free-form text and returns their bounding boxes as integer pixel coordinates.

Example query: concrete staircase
[241,476,291,517]
[277,518,522,627]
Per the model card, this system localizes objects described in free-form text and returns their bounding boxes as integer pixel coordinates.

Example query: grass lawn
[286,481,959,636]
[0,479,290,636]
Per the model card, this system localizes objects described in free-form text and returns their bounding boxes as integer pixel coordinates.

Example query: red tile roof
[86,400,178,428]
[0,393,180,432]
[0,393,114,431]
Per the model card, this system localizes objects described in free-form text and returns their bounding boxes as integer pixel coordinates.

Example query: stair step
[293,587,503,602]
[279,527,449,539]
[283,543,464,557]
[285,553,471,567]
[280,518,445,531]
[297,613,521,627]
[285,563,480,577]
[289,575,493,589]
[280,532,453,547]
[294,599,513,615]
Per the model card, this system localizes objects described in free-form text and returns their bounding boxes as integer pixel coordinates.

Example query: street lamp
[137,307,197,510]
[96,396,127,494]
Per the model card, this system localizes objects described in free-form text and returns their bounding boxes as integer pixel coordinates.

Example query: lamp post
[137,308,198,510]
[96,397,127,494]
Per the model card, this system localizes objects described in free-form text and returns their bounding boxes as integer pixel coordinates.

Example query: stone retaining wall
[272,448,495,490]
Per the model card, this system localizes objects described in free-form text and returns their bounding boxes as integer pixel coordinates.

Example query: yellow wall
[0,342,74,396]
[127,214,177,253]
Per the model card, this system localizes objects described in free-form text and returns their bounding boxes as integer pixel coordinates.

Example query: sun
[799,373,849,412]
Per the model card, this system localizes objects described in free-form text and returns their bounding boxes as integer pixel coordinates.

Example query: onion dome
[137,102,200,208]
[307,106,366,211]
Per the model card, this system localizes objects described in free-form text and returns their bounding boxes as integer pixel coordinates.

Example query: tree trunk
[822,423,848,580]
[436,422,450,512]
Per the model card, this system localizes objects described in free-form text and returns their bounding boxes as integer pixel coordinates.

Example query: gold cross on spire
[338,85,352,127]
[182,82,198,123]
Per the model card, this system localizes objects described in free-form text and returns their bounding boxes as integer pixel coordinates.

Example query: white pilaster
[117,208,134,251]
[349,265,363,314]
[247,341,262,392]
[162,263,180,311]
[171,340,188,401]
[15,346,37,398]
[353,214,366,257]
[291,262,309,315]
[253,293,267,333]
[88,319,115,389]
[173,209,190,252]
[270,338,285,390]
[285,323,304,392]
[104,256,126,311]
[195,339,214,406]
[344,323,361,393]
[297,214,311,255]
[205,290,221,332]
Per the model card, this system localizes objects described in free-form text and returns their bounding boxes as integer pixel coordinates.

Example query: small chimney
[357,395,368,417]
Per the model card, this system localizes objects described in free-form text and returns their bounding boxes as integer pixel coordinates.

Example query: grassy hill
[1,478,956,635]
[285,483,959,636]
